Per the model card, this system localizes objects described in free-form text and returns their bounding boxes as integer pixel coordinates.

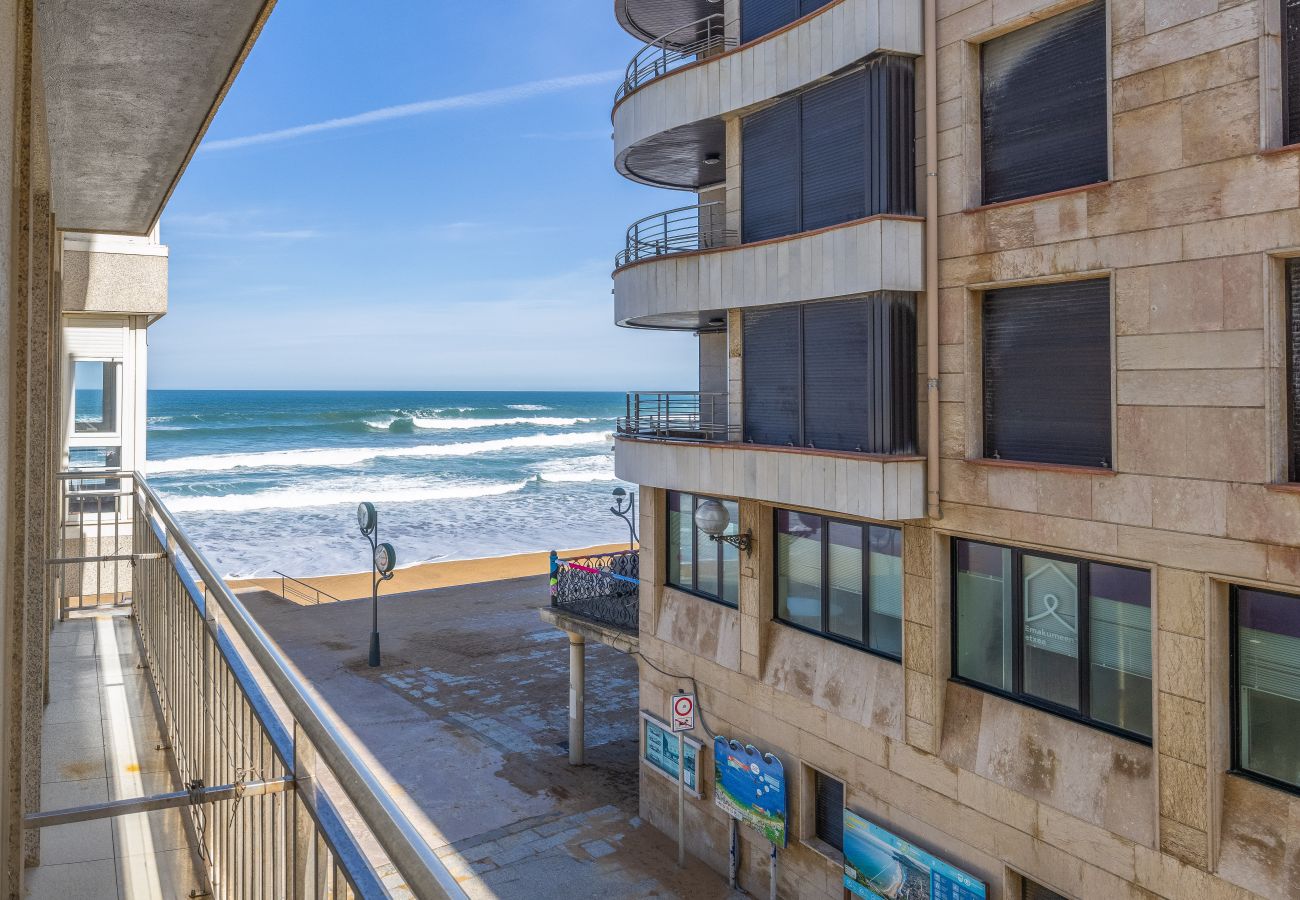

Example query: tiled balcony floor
[26,610,206,899]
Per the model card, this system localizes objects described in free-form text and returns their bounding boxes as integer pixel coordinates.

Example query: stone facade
[613,0,1300,896]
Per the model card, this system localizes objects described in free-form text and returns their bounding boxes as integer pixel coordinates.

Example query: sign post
[670,693,695,869]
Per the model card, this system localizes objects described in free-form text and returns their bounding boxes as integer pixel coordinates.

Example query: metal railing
[617,391,737,442]
[52,470,135,612]
[549,550,640,632]
[615,201,735,269]
[276,571,345,606]
[614,14,736,105]
[43,471,466,900]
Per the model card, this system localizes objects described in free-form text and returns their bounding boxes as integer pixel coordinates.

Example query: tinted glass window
[667,492,740,607]
[1235,586,1300,789]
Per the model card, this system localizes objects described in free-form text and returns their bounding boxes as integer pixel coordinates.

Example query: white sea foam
[507,404,550,411]
[363,416,399,429]
[147,431,612,475]
[409,415,593,429]
[162,479,529,513]
[533,455,618,483]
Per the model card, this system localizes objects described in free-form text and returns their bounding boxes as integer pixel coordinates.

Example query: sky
[150,0,697,392]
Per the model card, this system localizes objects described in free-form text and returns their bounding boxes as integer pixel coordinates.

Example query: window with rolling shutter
[982,278,1111,469]
[813,771,844,852]
[741,58,915,244]
[980,0,1108,205]
[952,539,1152,741]
[741,0,835,43]
[1287,0,1300,145]
[743,294,917,453]
[1286,259,1300,480]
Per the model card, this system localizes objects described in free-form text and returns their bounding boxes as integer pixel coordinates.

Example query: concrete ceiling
[616,118,726,191]
[615,0,721,44]
[36,0,274,235]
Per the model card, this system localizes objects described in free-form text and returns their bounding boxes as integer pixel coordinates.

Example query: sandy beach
[230,541,635,603]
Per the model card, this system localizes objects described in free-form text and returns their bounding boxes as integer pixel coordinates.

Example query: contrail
[202,70,621,152]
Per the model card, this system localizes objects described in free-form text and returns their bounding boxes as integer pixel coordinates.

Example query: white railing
[44,471,467,900]
[616,391,735,441]
[614,14,736,105]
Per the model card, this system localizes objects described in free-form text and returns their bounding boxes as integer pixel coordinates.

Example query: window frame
[68,356,124,444]
[665,491,740,608]
[772,508,902,661]
[1229,583,1300,796]
[950,538,1153,745]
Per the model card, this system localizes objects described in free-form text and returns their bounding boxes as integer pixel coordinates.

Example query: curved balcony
[615,201,736,270]
[615,15,736,106]
[613,213,924,330]
[613,0,922,190]
[616,0,723,44]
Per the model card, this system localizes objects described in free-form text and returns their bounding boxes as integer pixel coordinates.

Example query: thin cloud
[202,70,621,152]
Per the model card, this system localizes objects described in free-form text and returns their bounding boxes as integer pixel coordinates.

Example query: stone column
[568,632,585,765]
[1155,567,1214,870]
[727,309,743,439]
[902,524,940,753]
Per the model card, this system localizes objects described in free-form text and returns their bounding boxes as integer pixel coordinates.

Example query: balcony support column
[567,632,585,766]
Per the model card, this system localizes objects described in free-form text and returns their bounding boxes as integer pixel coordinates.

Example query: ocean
[145,390,634,579]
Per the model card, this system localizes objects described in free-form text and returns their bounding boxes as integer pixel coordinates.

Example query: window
[741,0,835,44]
[1233,586,1300,791]
[953,539,1152,740]
[1286,259,1300,481]
[775,510,902,658]
[741,57,915,243]
[73,360,120,434]
[813,770,844,852]
[1022,878,1070,900]
[743,294,917,454]
[980,0,1107,205]
[667,492,740,606]
[1286,0,1300,145]
[982,278,1112,468]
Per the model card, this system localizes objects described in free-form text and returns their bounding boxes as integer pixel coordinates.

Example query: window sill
[963,180,1112,215]
[949,677,1152,746]
[801,836,844,869]
[1265,482,1300,496]
[1259,141,1300,158]
[771,617,903,664]
[966,457,1116,477]
[1227,767,1300,799]
[665,583,739,610]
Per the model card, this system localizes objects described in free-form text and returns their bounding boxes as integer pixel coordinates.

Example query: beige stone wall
[61,247,166,315]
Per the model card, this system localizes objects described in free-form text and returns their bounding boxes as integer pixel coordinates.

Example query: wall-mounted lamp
[703,152,722,166]
[694,498,752,553]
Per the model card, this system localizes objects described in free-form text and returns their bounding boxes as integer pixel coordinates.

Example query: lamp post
[694,498,752,554]
[357,502,396,667]
[610,486,638,550]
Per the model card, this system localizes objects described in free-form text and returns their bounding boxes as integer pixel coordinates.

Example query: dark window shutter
[744,306,802,445]
[801,71,867,231]
[980,0,1108,204]
[741,0,798,43]
[813,772,844,851]
[1022,879,1068,900]
[1287,260,1300,480]
[867,292,918,454]
[866,54,917,216]
[742,99,801,243]
[1288,0,1300,144]
[803,299,872,451]
[983,279,1111,468]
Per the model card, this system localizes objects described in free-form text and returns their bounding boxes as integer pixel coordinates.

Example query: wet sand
[229,542,635,603]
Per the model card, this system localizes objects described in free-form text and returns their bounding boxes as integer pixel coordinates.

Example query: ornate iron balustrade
[616,391,738,442]
[615,201,735,269]
[614,14,736,106]
[549,549,640,632]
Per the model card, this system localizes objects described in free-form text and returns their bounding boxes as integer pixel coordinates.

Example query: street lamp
[610,486,638,550]
[357,502,395,667]
[694,498,752,554]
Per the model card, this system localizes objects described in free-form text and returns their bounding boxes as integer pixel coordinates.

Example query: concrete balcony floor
[26,610,204,899]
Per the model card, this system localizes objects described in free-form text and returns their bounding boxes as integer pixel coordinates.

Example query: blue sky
[151,0,697,391]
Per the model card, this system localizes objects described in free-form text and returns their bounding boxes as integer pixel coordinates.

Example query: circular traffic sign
[674,695,693,718]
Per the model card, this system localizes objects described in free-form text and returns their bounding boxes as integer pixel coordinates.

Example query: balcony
[614,14,735,106]
[35,472,465,899]
[612,0,922,190]
[614,393,926,521]
[545,549,641,635]
[615,0,722,45]
[613,213,923,329]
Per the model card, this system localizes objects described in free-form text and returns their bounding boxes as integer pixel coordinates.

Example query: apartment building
[608,0,1300,896]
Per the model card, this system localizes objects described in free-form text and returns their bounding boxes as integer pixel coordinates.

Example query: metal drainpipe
[925,0,942,521]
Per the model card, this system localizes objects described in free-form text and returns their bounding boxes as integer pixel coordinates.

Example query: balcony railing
[617,391,736,442]
[615,201,735,269]
[549,549,640,632]
[45,471,465,900]
[614,14,736,105]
